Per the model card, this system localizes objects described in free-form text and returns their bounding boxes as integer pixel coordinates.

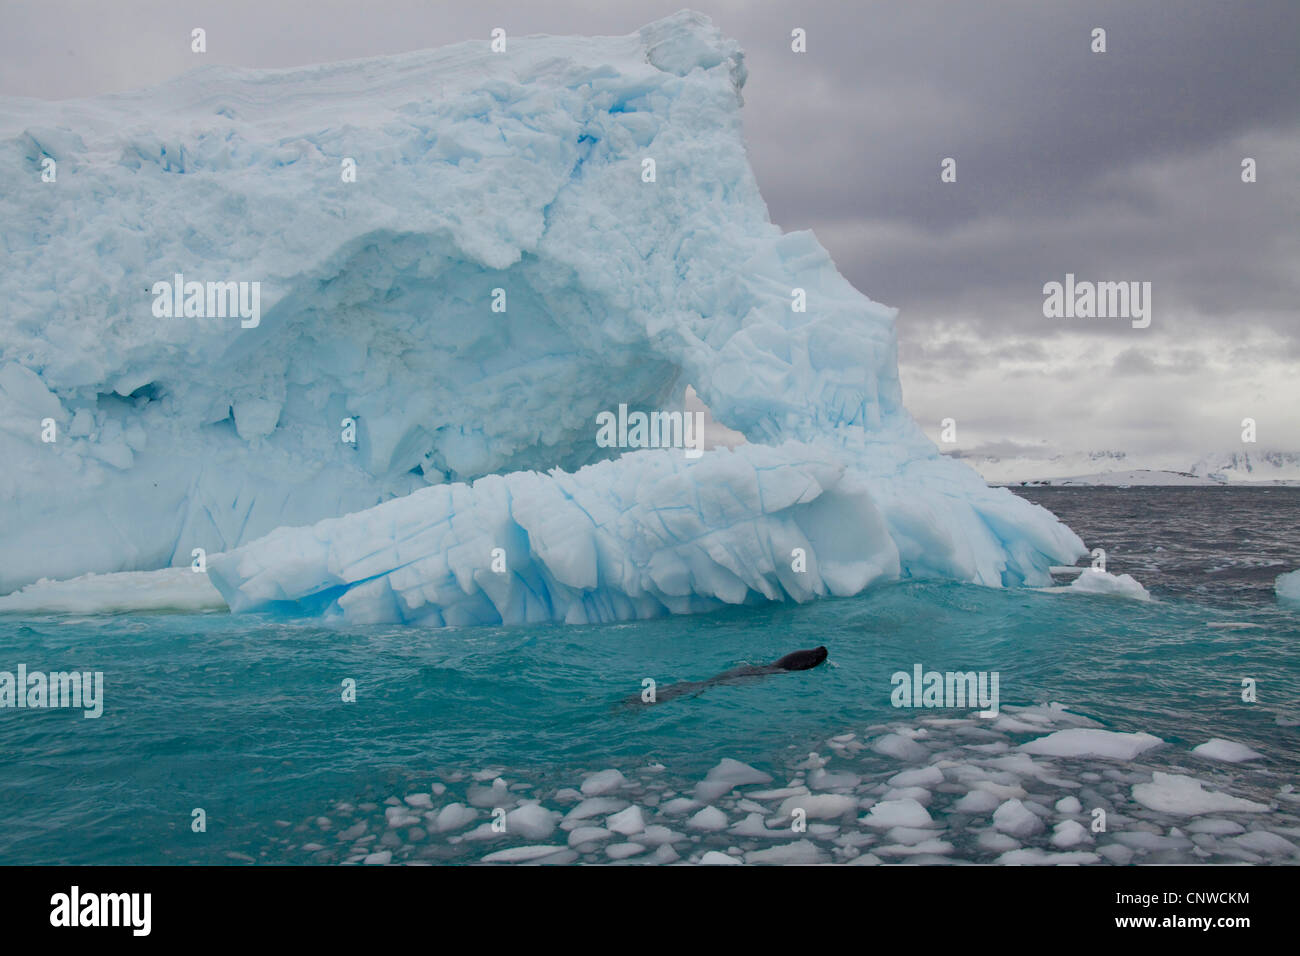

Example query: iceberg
[1277,570,1300,605]
[0,11,1083,620]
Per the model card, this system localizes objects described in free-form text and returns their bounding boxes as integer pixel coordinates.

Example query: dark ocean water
[1015,486,1300,607]
[0,487,1296,865]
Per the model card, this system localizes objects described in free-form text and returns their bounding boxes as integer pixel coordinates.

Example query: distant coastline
[996,470,1300,488]
[946,448,1300,488]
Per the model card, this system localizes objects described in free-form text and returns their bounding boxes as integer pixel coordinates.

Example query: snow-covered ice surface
[0,567,225,613]
[274,703,1300,865]
[0,12,1083,617]
[209,442,909,625]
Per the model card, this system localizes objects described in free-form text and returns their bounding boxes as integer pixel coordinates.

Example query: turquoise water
[1,488,1298,864]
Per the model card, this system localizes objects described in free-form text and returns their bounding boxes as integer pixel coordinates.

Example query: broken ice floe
[263,703,1295,865]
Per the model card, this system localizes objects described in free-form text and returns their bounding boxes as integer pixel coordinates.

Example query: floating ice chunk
[1112,830,1193,851]
[775,793,857,821]
[568,827,613,848]
[1230,831,1298,857]
[1184,818,1246,835]
[1055,796,1083,814]
[362,851,392,865]
[652,844,681,864]
[953,790,1001,814]
[467,779,513,808]
[992,716,1045,733]
[1276,569,1300,604]
[986,753,1047,778]
[687,806,729,831]
[847,853,883,866]
[729,813,784,838]
[1019,729,1163,761]
[977,831,1019,853]
[833,831,875,850]
[882,787,933,806]
[638,825,683,846]
[1096,844,1134,864]
[563,797,628,824]
[339,821,367,842]
[808,767,861,790]
[965,741,1011,754]
[871,734,930,762]
[746,787,810,801]
[993,799,1044,837]
[606,843,647,860]
[794,753,828,771]
[972,780,1028,801]
[658,797,702,815]
[744,841,829,864]
[482,845,568,863]
[606,805,647,836]
[432,803,477,832]
[1051,820,1092,848]
[875,839,953,857]
[883,826,941,846]
[403,793,433,809]
[887,766,944,789]
[1131,773,1270,815]
[699,851,741,865]
[1019,702,1101,727]
[862,798,933,829]
[581,770,628,796]
[505,804,560,840]
[693,758,772,803]
[384,807,420,828]
[1062,569,1151,601]
[996,849,1099,865]
[1192,739,1265,763]
[459,822,508,843]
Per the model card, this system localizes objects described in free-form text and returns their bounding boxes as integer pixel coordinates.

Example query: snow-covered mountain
[950,447,1300,486]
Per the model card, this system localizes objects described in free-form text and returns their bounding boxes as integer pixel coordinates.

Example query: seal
[770,646,829,671]
[632,645,828,705]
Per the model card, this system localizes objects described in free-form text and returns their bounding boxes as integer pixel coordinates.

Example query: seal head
[773,646,828,671]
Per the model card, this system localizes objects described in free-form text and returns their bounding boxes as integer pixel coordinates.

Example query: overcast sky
[5,0,1297,460]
